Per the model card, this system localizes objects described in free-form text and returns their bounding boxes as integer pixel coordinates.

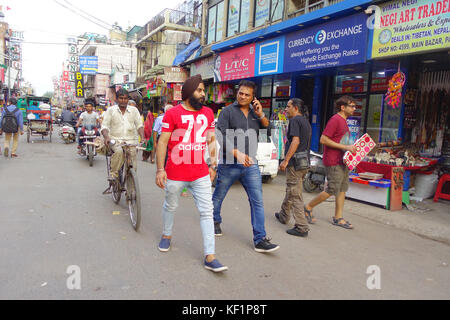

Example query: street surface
[1,133,449,300]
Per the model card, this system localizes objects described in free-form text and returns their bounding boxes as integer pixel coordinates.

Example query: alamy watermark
[366,265,381,290]
[67,265,81,290]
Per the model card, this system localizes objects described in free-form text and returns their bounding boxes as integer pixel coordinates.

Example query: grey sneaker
[214,223,223,237]
[254,238,280,253]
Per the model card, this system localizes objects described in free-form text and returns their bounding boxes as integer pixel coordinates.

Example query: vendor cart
[26,109,53,143]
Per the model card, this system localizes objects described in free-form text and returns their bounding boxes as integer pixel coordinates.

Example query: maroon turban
[182,74,203,101]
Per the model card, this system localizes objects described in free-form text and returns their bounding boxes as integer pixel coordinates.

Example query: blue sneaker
[158,237,171,252]
[204,259,228,273]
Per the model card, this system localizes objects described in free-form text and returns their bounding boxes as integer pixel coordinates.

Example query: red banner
[217,44,256,82]
[173,85,182,101]
[371,77,389,92]
[342,79,365,93]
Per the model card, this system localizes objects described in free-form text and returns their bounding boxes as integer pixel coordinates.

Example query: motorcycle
[303,151,327,193]
[60,123,77,144]
[79,124,100,167]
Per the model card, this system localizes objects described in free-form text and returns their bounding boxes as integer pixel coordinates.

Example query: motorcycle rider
[76,99,100,154]
[101,89,145,181]
[61,107,78,126]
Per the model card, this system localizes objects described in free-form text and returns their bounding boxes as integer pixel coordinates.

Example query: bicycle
[103,139,144,231]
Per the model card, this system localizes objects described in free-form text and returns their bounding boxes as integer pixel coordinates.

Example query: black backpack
[1,107,19,133]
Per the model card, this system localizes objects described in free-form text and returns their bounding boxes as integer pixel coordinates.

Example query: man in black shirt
[275,98,312,237]
[213,80,280,253]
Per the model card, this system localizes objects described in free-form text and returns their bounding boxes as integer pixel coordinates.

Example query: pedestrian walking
[155,75,228,273]
[153,105,173,147]
[275,99,312,237]
[305,96,357,230]
[0,97,24,158]
[213,80,280,253]
[142,110,155,163]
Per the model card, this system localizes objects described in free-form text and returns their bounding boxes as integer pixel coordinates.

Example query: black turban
[182,74,203,101]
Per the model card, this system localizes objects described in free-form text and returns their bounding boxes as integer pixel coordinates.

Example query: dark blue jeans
[213,164,266,245]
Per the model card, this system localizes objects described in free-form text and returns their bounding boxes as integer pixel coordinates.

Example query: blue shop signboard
[284,13,368,73]
[79,56,99,75]
[255,36,285,76]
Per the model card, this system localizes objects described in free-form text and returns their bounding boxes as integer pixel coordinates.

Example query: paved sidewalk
[273,173,450,246]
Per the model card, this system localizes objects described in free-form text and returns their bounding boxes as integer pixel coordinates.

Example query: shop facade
[207,0,449,162]
[138,67,189,115]
[210,11,371,152]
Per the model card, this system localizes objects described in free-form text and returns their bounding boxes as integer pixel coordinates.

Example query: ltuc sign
[217,43,256,82]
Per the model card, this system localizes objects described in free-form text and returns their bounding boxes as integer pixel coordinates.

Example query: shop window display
[334,70,401,143]
[334,73,368,95]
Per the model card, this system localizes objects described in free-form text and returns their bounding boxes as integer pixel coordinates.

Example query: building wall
[96,45,137,75]
[0,22,8,67]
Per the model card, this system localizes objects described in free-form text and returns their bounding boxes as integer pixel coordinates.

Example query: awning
[173,38,201,66]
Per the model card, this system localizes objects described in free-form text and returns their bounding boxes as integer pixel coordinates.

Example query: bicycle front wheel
[126,169,141,231]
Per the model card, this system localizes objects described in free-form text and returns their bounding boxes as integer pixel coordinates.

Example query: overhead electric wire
[20,41,72,45]
[62,0,112,28]
[52,0,110,30]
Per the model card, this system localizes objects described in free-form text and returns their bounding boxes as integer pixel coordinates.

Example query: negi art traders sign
[371,0,450,58]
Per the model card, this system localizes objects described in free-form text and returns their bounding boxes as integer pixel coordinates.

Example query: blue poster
[347,117,361,145]
[79,56,98,75]
[255,36,285,76]
[284,13,368,73]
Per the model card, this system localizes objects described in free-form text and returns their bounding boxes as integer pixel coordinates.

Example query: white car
[255,137,280,183]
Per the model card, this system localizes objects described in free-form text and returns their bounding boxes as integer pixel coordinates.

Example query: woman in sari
[143,111,155,163]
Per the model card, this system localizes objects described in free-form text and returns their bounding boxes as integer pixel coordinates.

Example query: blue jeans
[213,164,266,245]
[162,175,215,256]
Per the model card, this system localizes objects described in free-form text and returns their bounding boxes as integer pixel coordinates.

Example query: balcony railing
[137,8,201,41]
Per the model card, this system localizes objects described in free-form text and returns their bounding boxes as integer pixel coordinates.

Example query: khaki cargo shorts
[325,165,350,196]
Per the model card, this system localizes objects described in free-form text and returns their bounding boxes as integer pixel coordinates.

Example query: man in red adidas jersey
[155,75,228,273]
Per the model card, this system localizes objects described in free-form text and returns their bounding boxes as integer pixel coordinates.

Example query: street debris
[405,203,431,214]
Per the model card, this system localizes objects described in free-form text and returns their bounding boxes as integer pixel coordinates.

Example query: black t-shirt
[285,115,312,167]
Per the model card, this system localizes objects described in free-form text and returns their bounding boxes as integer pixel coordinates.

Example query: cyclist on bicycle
[101,89,145,181]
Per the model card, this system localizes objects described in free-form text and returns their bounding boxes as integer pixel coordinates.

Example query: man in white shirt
[101,89,145,181]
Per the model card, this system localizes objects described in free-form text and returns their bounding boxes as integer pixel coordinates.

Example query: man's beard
[189,96,204,110]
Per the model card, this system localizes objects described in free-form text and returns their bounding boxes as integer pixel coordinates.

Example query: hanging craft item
[385,69,406,109]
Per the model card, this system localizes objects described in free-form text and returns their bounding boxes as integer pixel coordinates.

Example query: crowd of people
[0,75,358,274]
